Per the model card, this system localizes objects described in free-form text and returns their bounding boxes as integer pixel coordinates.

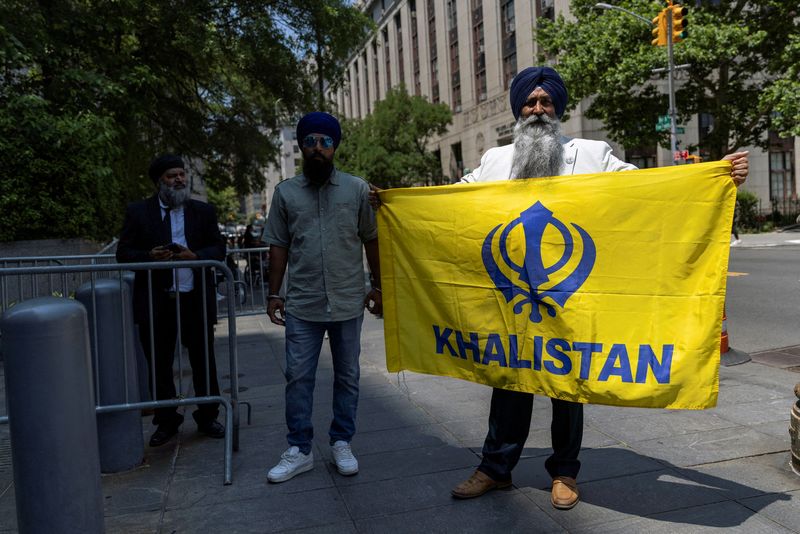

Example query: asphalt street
[727,244,800,354]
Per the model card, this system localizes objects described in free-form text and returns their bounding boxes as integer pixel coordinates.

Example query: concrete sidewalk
[733,230,800,249]
[1,313,799,533]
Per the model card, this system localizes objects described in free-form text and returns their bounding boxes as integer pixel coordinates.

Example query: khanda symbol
[482,201,596,323]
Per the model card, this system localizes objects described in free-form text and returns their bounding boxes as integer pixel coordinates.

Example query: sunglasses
[302,134,334,149]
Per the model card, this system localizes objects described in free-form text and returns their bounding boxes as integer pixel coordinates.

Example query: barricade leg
[1,297,105,533]
[76,278,144,473]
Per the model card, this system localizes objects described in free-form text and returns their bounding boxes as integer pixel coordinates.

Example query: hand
[149,246,173,261]
[364,288,382,316]
[267,297,286,326]
[368,183,383,210]
[170,244,197,261]
[721,151,748,187]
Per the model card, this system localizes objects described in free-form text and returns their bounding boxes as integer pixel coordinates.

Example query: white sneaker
[267,446,314,483]
[331,440,359,476]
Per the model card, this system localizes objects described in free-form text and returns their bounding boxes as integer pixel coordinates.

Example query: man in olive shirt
[264,111,382,483]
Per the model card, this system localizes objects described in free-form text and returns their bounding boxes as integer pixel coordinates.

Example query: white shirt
[160,202,194,292]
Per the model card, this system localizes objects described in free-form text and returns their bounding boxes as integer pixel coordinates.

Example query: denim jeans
[284,313,363,454]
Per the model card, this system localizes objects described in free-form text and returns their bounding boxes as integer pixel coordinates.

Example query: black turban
[148,154,184,184]
[296,112,342,149]
[509,66,569,120]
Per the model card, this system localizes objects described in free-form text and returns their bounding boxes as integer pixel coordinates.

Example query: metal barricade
[0,254,117,307]
[217,247,270,318]
[0,260,240,485]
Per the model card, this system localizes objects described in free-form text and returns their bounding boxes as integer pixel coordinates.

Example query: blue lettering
[433,325,457,357]
[508,335,531,369]
[455,331,481,362]
[573,342,602,380]
[533,336,543,371]
[598,344,633,382]
[635,344,673,384]
[544,338,572,375]
[482,333,507,367]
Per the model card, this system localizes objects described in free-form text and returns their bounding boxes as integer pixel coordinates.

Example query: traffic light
[651,8,667,46]
[671,4,688,43]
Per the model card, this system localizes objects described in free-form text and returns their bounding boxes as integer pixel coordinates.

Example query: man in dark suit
[117,154,226,447]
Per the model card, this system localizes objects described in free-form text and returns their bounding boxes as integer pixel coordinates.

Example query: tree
[535,0,800,160]
[0,0,370,241]
[273,0,375,110]
[206,185,241,224]
[336,86,452,188]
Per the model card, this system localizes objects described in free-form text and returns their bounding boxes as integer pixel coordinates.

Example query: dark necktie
[162,207,172,245]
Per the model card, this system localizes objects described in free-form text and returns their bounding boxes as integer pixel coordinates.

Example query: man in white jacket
[450,66,749,509]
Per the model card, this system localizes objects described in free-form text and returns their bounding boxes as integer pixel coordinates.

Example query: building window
[625,149,656,169]
[354,62,361,118]
[363,52,370,114]
[383,27,392,89]
[447,0,460,112]
[410,0,421,96]
[501,0,517,89]
[395,14,404,87]
[427,0,439,103]
[472,0,486,102]
[372,40,380,99]
[450,141,464,181]
[538,0,554,21]
[769,131,796,202]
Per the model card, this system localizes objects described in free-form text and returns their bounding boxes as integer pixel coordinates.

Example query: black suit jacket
[116,195,226,325]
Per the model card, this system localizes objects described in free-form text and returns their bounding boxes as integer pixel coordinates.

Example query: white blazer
[461,136,637,183]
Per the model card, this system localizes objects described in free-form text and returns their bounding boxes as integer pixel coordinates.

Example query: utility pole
[597,2,689,165]
[666,12,678,163]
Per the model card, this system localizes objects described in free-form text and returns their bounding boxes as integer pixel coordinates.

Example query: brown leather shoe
[551,476,579,510]
[451,470,512,499]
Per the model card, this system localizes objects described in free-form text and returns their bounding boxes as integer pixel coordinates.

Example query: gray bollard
[76,278,144,473]
[1,297,104,534]
[121,271,152,403]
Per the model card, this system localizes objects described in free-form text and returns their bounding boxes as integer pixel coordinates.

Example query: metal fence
[0,260,240,485]
[1,247,271,320]
[216,247,270,318]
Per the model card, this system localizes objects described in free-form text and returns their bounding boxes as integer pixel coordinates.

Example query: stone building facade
[330,0,798,214]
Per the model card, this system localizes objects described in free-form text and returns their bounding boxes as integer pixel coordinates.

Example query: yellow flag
[378,162,736,409]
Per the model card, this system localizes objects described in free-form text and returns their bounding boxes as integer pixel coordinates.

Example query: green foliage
[0,0,369,241]
[206,186,241,224]
[273,0,375,110]
[536,0,799,159]
[336,87,453,188]
[735,189,760,231]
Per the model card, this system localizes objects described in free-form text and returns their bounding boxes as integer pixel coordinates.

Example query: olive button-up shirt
[264,169,377,322]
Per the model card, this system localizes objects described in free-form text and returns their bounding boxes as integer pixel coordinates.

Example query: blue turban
[509,66,569,120]
[296,112,342,149]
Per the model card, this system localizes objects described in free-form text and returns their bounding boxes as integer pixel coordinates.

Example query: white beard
[510,114,564,179]
[158,182,189,208]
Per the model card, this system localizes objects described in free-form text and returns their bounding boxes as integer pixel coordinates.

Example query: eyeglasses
[302,135,334,149]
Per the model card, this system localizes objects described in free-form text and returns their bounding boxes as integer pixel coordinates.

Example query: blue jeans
[284,313,363,454]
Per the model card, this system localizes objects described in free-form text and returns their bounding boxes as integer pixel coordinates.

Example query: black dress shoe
[197,420,225,439]
[149,424,180,447]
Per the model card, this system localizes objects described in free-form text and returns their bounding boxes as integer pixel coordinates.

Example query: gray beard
[158,183,189,208]
[510,114,564,179]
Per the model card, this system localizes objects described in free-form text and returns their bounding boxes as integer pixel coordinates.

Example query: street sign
[656,115,671,132]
